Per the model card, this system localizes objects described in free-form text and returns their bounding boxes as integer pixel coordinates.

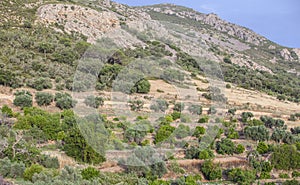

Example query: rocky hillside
[0,0,299,100]
[35,1,300,72]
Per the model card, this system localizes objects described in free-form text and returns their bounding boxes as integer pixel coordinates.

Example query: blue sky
[113,0,300,48]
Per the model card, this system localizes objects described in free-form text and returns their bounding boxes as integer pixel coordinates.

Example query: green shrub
[208,107,217,114]
[180,114,191,123]
[225,84,231,89]
[279,173,290,178]
[198,116,209,123]
[201,160,222,180]
[193,126,206,138]
[84,95,104,108]
[13,91,33,109]
[244,125,270,141]
[29,77,52,90]
[81,167,100,180]
[35,92,53,106]
[173,124,190,139]
[188,104,202,115]
[260,172,271,179]
[131,79,151,94]
[199,149,214,160]
[282,179,300,185]
[271,144,300,170]
[173,102,185,112]
[257,141,269,154]
[228,168,256,184]
[1,105,13,117]
[128,100,144,111]
[257,161,272,173]
[171,111,181,120]
[39,155,59,169]
[23,164,43,181]
[223,57,232,64]
[160,69,185,82]
[292,170,300,178]
[241,112,254,122]
[155,125,175,144]
[216,138,235,155]
[235,144,245,154]
[168,161,185,174]
[185,146,200,159]
[150,99,169,112]
[228,108,237,116]
[55,93,77,109]
[0,157,25,178]
[279,173,290,179]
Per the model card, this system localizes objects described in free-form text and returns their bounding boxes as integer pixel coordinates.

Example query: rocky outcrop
[36,4,120,43]
[140,4,265,45]
[292,48,300,61]
[280,48,292,61]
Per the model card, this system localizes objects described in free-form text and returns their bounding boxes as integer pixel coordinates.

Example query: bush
[261,161,273,172]
[199,149,214,160]
[235,144,245,154]
[228,168,256,184]
[1,105,13,117]
[180,114,191,123]
[81,167,100,180]
[225,84,231,89]
[55,93,77,110]
[13,91,33,109]
[292,171,300,177]
[0,157,25,178]
[282,179,300,185]
[128,100,144,111]
[188,104,202,115]
[39,155,59,169]
[260,172,271,179]
[23,164,43,181]
[173,124,190,139]
[63,126,106,164]
[35,92,53,106]
[84,95,104,108]
[155,125,175,144]
[244,125,270,141]
[208,107,217,114]
[173,102,185,112]
[279,173,290,178]
[228,108,237,116]
[201,160,222,180]
[150,99,169,112]
[198,116,209,123]
[223,57,232,64]
[30,77,52,91]
[171,111,181,120]
[241,112,254,122]
[257,141,269,154]
[160,69,185,83]
[131,79,151,94]
[271,144,300,170]
[216,138,235,155]
[193,126,206,138]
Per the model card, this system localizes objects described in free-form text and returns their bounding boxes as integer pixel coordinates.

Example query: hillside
[0,0,299,185]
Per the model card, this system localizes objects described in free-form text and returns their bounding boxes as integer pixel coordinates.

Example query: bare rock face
[141,5,265,45]
[293,48,300,61]
[36,4,119,43]
[280,48,292,61]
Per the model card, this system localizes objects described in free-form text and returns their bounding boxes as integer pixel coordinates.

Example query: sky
[113,0,300,48]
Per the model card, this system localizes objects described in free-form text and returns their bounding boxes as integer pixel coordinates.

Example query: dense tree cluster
[244,125,270,141]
